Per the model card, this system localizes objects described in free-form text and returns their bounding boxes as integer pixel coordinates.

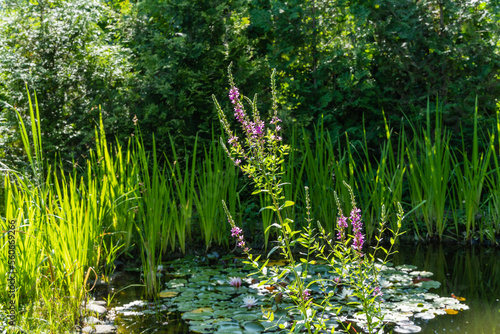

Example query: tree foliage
[0,0,135,165]
[1,0,499,164]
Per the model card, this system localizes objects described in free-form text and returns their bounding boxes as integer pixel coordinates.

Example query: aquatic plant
[228,277,242,289]
[214,64,404,333]
[154,254,469,334]
[241,295,258,309]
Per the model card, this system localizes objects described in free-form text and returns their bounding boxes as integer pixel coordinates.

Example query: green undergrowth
[1,92,499,333]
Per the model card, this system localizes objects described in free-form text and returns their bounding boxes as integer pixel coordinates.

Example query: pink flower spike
[229,87,240,103]
[231,226,242,238]
[373,286,383,297]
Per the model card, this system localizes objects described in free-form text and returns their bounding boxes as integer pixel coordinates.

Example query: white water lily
[378,279,393,289]
[241,295,258,309]
[337,288,354,300]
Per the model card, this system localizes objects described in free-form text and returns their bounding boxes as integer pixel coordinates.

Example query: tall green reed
[299,122,340,232]
[194,135,240,250]
[487,107,500,241]
[355,112,406,240]
[167,135,197,252]
[405,102,452,239]
[451,102,493,241]
[134,133,170,298]
[0,90,108,331]
[89,113,138,252]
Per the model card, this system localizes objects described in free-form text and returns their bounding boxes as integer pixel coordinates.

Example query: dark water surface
[392,244,500,333]
[109,244,500,333]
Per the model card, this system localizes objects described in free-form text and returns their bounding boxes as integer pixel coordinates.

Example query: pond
[392,244,500,333]
[104,244,500,333]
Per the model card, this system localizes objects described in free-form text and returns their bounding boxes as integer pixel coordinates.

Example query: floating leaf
[412,277,432,284]
[233,313,259,321]
[158,290,178,298]
[451,294,466,301]
[264,286,276,292]
[444,309,459,315]
[393,324,422,333]
[243,321,265,332]
[415,280,441,290]
[192,307,214,313]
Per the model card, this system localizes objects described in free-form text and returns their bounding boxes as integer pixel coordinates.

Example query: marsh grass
[405,103,452,239]
[89,116,138,253]
[166,135,197,253]
[355,112,406,240]
[134,133,170,298]
[451,103,494,242]
[300,124,339,231]
[194,135,240,250]
[0,90,106,332]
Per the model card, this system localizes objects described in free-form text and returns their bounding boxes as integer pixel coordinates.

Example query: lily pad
[393,325,422,333]
[243,321,265,332]
[415,280,441,290]
[414,312,435,320]
[182,311,213,321]
[158,290,178,298]
[189,325,214,333]
[190,274,211,283]
[409,271,433,277]
[396,264,418,271]
[233,313,259,322]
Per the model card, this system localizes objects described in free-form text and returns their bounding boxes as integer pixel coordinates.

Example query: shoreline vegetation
[1,0,499,332]
[0,90,498,332]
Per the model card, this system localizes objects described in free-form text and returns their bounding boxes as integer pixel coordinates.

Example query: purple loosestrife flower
[253,120,265,137]
[302,289,311,301]
[231,226,243,238]
[234,104,245,123]
[228,135,239,147]
[270,116,281,124]
[229,87,240,102]
[336,214,348,241]
[373,286,383,297]
[223,201,250,253]
[350,207,364,252]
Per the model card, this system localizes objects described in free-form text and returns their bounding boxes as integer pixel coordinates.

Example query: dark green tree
[0,0,136,165]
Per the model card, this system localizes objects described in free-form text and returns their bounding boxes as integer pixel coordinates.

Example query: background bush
[1,0,498,167]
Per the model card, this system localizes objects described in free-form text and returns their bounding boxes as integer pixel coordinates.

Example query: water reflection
[109,245,500,333]
[107,272,191,334]
[393,244,500,333]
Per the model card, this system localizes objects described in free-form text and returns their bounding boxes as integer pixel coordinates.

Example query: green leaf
[267,246,280,258]
[279,200,294,210]
[260,205,277,212]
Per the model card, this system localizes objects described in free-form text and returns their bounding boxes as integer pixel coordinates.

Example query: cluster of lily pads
[111,256,468,333]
